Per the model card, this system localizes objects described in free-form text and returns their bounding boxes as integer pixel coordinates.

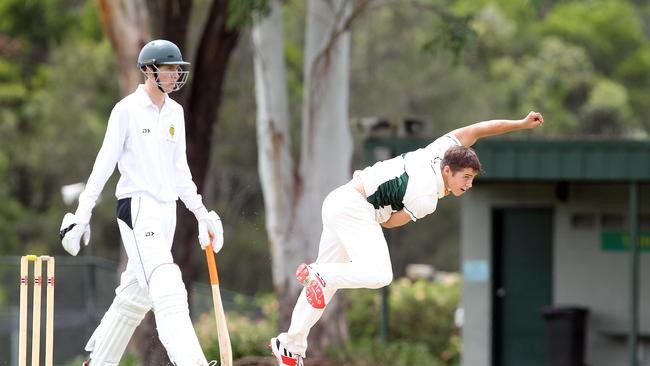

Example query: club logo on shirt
[142,128,151,133]
[169,124,175,139]
[145,231,155,237]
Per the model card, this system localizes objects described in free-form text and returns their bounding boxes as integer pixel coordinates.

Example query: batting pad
[85,282,151,364]
[149,263,207,365]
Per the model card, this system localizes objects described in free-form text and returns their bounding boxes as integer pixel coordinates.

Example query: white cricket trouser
[116,194,176,288]
[278,183,393,356]
[87,194,207,365]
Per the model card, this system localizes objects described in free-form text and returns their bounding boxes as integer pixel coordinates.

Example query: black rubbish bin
[543,306,589,366]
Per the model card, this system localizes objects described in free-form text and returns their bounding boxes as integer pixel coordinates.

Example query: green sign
[601,231,650,252]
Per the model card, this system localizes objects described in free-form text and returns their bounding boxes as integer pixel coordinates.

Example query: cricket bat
[205,241,233,366]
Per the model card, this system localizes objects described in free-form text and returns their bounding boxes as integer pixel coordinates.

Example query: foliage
[349,4,495,138]
[0,1,117,256]
[488,37,595,135]
[456,0,648,137]
[193,279,460,364]
[229,0,270,29]
[63,353,140,366]
[346,277,462,364]
[542,0,645,74]
[196,293,277,360]
[422,10,477,63]
[337,339,443,366]
[580,78,630,135]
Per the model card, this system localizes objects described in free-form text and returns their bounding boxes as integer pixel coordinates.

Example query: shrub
[196,293,277,360]
[332,338,442,366]
[62,353,139,366]
[347,276,461,364]
[195,277,461,364]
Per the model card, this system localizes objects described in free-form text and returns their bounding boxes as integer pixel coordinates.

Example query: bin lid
[543,306,589,318]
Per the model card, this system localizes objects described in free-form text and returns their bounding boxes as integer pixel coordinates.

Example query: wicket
[19,255,55,366]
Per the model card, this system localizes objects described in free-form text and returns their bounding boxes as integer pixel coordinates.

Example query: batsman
[59,40,222,366]
[270,111,545,365]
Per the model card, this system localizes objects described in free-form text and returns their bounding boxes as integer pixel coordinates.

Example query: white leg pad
[149,264,207,366]
[85,282,152,365]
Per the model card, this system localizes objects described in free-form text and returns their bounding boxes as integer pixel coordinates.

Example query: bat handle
[205,243,220,286]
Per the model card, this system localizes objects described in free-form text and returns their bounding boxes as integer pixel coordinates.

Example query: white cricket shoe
[270,337,304,366]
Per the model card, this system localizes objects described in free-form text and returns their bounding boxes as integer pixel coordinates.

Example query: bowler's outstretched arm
[450,111,544,147]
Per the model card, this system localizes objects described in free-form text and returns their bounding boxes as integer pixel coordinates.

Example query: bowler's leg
[276,226,343,357]
[314,184,393,289]
[274,184,393,360]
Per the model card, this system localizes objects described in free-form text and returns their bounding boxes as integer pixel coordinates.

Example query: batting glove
[195,208,224,253]
[59,212,91,256]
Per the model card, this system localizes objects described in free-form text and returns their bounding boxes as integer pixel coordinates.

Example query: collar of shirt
[134,84,170,110]
[433,161,447,199]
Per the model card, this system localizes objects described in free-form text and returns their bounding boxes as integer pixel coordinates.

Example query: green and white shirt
[353,133,460,223]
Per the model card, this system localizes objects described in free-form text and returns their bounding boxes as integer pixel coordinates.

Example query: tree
[0,0,111,255]
[95,0,150,97]
[541,1,644,75]
[252,0,369,355]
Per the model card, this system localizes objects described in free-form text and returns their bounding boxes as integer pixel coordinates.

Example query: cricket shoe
[270,337,304,366]
[295,263,326,309]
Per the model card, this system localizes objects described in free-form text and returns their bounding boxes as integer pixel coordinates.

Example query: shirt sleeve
[403,195,438,221]
[75,104,127,222]
[424,133,461,157]
[173,112,204,212]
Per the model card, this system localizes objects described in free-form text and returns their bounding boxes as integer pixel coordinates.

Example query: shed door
[492,208,553,366]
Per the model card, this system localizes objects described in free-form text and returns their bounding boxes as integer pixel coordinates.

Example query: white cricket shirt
[76,85,203,221]
[353,133,461,223]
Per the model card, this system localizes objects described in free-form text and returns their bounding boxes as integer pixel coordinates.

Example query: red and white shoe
[270,337,304,366]
[296,263,326,309]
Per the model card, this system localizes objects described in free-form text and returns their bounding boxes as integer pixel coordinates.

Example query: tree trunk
[299,0,353,354]
[254,0,359,357]
[145,0,191,44]
[150,2,240,365]
[252,0,303,328]
[171,0,240,324]
[95,0,150,96]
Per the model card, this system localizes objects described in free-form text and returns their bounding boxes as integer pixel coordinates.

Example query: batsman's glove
[194,207,224,253]
[59,212,91,256]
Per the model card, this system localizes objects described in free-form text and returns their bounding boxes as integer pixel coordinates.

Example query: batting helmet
[137,40,190,92]
[137,39,190,69]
